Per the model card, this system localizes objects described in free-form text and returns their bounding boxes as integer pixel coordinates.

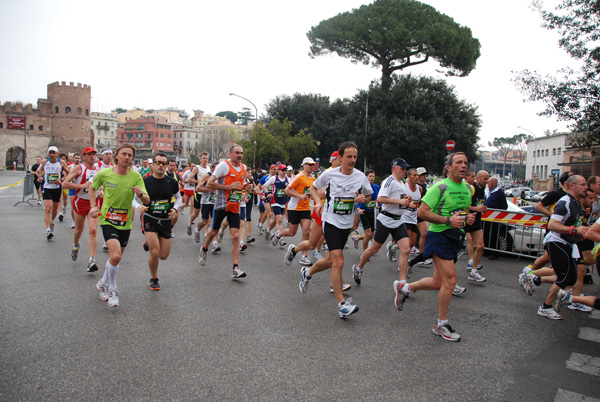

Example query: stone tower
[47,81,92,155]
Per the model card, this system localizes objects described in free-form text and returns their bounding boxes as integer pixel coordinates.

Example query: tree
[237,107,255,125]
[216,111,238,124]
[488,136,518,178]
[307,0,481,90]
[514,0,600,147]
[514,133,532,167]
[112,107,127,114]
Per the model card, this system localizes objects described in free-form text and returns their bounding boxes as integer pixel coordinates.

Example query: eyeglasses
[155,161,166,166]
[306,163,315,166]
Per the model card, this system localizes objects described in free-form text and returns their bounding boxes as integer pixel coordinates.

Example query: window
[65,106,71,114]
[55,106,59,114]
[77,107,82,115]
[187,133,190,138]
[0,122,3,128]
[38,125,43,131]
[167,134,171,139]
[156,142,159,147]
[160,142,164,147]
[195,134,198,139]
[552,148,556,155]
[86,109,89,116]
[545,149,549,156]
[29,124,34,130]
[160,133,164,138]
[167,143,170,148]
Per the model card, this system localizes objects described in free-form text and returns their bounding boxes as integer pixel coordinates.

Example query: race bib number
[366,201,377,209]
[303,187,311,195]
[227,190,242,203]
[333,197,354,215]
[47,174,59,182]
[407,200,419,211]
[105,207,128,227]
[275,188,286,197]
[209,193,216,202]
[150,200,170,212]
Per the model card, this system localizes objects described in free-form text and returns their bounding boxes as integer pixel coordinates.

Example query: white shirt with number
[312,167,372,229]
[378,175,409,229]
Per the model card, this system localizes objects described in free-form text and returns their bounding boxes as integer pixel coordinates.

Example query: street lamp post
[229,93,258,168]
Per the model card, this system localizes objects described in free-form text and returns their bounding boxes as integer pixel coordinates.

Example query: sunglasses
[155,161,167,166]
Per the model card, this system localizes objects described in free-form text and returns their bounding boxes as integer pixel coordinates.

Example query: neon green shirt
[92,168,147,230]
[421,178,473,233]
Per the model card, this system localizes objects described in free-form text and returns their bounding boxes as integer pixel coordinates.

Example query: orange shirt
[287,172,315,211]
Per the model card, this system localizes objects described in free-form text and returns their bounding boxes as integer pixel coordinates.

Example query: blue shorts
[68,189,76,196]
[423,231,462,261]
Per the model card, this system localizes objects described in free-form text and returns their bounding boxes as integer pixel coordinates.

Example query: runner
[165,158,182,230]
[89,144,149,307]
[139,159,151,177]
[198,144,251,279]
[67,153,82,228]
[134,153,181,291]
[31,156,44,204]
[351,158,412,286]
[194,162,218,243]
[464,169,489,282]
[182,162,197,216]
[62,147,100,272]
[297,142,372,318]
[351,169,379,253]
[187,153,210,236]
[36,146,69,240]
[264,164,290,247]
[58,153,71,222]
[96,149,114,252]
[257,164,277,235]
[394,152,475,341]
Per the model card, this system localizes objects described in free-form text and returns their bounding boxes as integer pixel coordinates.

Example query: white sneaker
[199,248,207,266]
[352,235,359,249]
[194,230,200,243]
[452,285,466,296]
[299,255,312,266]
[468,270,486,282]
[96,281,109,301]
[70,221,75,229]
[217,230,224,243]
[312,250,323,260]
[421,258,433,265]
[537,306,562,320]
[567,302,593,312]
[211,241,221,253]
[107,288,119,307]
[386,242,395,261]
[232,267,246,279]
[410,246,419,255]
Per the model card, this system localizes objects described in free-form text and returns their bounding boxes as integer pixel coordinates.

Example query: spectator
[485,177,508,210]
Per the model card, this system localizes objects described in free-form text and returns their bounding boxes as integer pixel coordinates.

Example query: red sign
[7,116,26,129]
[446,140,456,151]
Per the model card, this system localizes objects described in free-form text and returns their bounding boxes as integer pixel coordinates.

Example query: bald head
[488,177,498,189]
[476,170,490,187]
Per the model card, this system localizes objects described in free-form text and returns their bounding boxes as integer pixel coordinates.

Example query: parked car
[524,190,538,200]
[483,201,546,255]
[531,191,548,202]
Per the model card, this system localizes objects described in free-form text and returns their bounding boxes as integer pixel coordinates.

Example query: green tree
[488,136,518,178]
[216,111,238,123]
[112,107,127,114]
[514,0,600,147]
[237,107,255,125]
[307,0,481,91]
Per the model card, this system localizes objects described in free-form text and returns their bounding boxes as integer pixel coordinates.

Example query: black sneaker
[143,241,149,252]
[149,277,160,291]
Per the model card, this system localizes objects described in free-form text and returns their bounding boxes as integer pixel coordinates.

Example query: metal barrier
[481,208,548,260]
[14,173,36,207]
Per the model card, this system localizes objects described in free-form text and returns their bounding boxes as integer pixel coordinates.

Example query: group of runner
[33,141,600,342]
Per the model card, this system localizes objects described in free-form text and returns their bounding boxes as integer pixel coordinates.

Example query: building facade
[91,112,118,151]
[116,115,178,162]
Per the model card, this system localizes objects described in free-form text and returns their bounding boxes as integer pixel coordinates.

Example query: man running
[62,147,100,272]
[394,152,475,341]
[134,153,181,291]
[297,142,372,318]
[464,169,489,282]
[187,153,210,236]
[89,144,149,307]
[36,146,69,240]
[198,144,251,279]
[264,164,290,247]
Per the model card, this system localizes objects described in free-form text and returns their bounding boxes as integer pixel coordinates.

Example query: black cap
[559,171,572,184]
[391,158,410,169]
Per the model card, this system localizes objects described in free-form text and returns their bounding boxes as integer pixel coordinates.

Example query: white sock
[105,261,119,290]
[437,319,448,327]
[468,259,473,265]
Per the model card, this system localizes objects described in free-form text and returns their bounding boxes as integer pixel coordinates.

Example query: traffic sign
[446,140,455,151]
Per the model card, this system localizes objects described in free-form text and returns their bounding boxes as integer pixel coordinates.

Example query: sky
[0,0,578,149]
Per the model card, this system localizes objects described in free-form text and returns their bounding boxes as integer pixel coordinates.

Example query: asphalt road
[1,170,599,401]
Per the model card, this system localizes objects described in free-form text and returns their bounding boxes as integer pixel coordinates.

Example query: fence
[14,173,36,207]
[481,208,548,260]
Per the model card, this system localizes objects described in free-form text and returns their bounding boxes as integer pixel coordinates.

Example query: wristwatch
[445,217,451,226]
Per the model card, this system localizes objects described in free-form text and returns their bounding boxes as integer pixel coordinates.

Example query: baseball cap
[559,171,572,184]
[416,167,428,175]
[47,146,58,154]
[302,157,315,165]
[278,164,287,170]
[82,147,97,155]
[269,164,277,170]
[330,151,340,162]
[287,165,293,171]
[391,158,410,169]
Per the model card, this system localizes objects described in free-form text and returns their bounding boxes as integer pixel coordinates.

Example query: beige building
[91,112,118,151]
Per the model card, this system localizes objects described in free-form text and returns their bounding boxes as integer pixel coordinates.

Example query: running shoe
[466,262,473,272]
[386,242,394,262]
[149,277,160,291]
[299,255,312,266]
[58,213,64,222]
[410,246,419,255]
[555,289,572,312]
[46,229,53,241]
[87,258,98,273]
[194,230,200,243]
[272,231,280,246]
[217,230,224,243]
[518,266,532,286]
[211,241,221,253]
[524,274,536,296]
[352,235,359,249]
[433,323,461,341]
[70,221,76,229]
[37,200,42,205]
[452,285,466,296]
[321,243,328,251]
[352,264,363,286]
[338,298,359,318]
[284,244,297,266]
[50,221,55,232]
[567,303,593,313]
[246,236,255,244]
[231,267,246,279]
[107,288,119,307]
[393,280,407,311]
[143,241,149,252]
[421,258,433,265]
[329,283,352,293]
[406,265,412,280]
[187,224,192,236]
[71,244,80,261]
[240,243,248,252]
[537,306,562,320]
[313,250,323,260]
[102,243,108,252]
[278,237,286,247]
[265,229,271,241]
[96,280,109,301]
[468,270,486,282]
[198,248,207,266]
[299,267,311,294]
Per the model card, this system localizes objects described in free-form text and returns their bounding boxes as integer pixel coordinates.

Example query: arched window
[55,106,59,114]
[65,107,71,114]
[86,109,89,116]
[77,107,82,115]
[38,125,43,131]
[0,122,3,128]
[29,124,34,130]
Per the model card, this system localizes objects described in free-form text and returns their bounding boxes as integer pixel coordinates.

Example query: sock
[533,276,542,286]
[291,247,297,256]
[101,264,110,284]
[468,259,473,266]
[471,268,478,274]
[409,253,425,267]
[594,298,600,310]
[233,264,238,270]
[437,319,448,327]
[106,261,119,290]
[202,247,208,252]
[542,303,553,309]
[401,283,410,295]
[89,256,94,262]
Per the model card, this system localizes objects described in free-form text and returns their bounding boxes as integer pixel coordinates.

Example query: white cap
[416,167,428,175]
[47,146,58,153]
[302,157,315,165]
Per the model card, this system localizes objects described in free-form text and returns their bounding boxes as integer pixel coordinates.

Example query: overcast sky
[1,0,577,149]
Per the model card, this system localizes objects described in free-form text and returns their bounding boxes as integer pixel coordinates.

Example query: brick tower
[47,81,92,155]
